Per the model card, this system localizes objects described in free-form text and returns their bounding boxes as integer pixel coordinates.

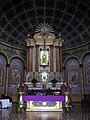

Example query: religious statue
[42,54,47,63]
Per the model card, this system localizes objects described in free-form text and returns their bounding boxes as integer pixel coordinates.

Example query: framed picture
[0,66,3,85]
[86,65,90,85]
[68,68,80,86]
[40,50,49,66]
[9,68,21,85]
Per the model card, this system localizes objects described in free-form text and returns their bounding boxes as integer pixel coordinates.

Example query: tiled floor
[0,103,90,120]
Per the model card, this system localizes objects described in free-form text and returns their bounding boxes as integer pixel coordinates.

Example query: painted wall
[0,54,7,94]
[64,57,82,93]
[8,58,24,93]
[83,54,90,94]
[0,43,90,102]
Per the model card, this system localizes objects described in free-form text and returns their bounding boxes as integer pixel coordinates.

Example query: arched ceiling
[0,0,90,49]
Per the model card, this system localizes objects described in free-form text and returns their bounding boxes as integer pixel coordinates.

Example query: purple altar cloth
[23,96,65,102]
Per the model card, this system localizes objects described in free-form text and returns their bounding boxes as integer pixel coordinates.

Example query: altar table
[23,96,65,111]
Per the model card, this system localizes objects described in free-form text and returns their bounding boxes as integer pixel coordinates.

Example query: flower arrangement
[51,79,58,87]
[31,78,38,87]
[16,99,24,113]
[65,97,72,112]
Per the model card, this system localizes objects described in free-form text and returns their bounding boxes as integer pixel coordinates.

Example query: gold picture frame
[40,50,49,66]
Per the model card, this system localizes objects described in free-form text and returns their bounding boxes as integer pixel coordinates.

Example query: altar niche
[42,72,48,81]
[40,49,49,67]
[41,72,49,89]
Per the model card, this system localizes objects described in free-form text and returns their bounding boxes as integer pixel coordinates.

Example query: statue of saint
[42,54,47,63]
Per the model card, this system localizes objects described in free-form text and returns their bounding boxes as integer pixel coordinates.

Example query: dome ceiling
[0,0,90,49]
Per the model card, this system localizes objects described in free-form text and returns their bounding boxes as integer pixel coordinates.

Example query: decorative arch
[8,57,25,93]
[0,53,7,94]
[80,51,90,63]
[0,52,8,64]
[64,56,80,87]
[82,52,90,93]
[9,55,25,65]
[64,55,80,65]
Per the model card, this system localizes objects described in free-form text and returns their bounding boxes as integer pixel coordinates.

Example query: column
[50,45,53,71]
[24,46,29,95]
[33,46,36,78]
[26,47,29,73]
[30,46,33,72]
[58,34,64,81]
[60,46,63,72]
[58,46,60,80]
[53,45,56,79]
[28,47,30,72]
[35,45,39,72]
[5,63,10,95]
[56,46,59,72]
[59,45,63,81]
[80,64,84,95]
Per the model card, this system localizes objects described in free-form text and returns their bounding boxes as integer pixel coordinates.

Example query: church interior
[0,0,90,119]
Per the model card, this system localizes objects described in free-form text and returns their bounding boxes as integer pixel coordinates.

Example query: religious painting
[68,68,80,86]
[9,68,21,85]
[86,65,90,85]
[40,50,49,66]
[0,66,3,85]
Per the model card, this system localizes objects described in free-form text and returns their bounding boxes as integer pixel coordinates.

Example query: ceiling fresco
[0,0,90,49]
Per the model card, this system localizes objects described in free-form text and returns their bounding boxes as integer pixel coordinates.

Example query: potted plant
[31,78,38,87]
[51,79,58,87]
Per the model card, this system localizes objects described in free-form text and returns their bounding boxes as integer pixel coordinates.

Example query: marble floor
[0,103,90,120]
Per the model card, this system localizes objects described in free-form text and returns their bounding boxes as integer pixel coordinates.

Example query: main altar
[22,23,67,111]
[23,95,65,111]
[25,23,64,91]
